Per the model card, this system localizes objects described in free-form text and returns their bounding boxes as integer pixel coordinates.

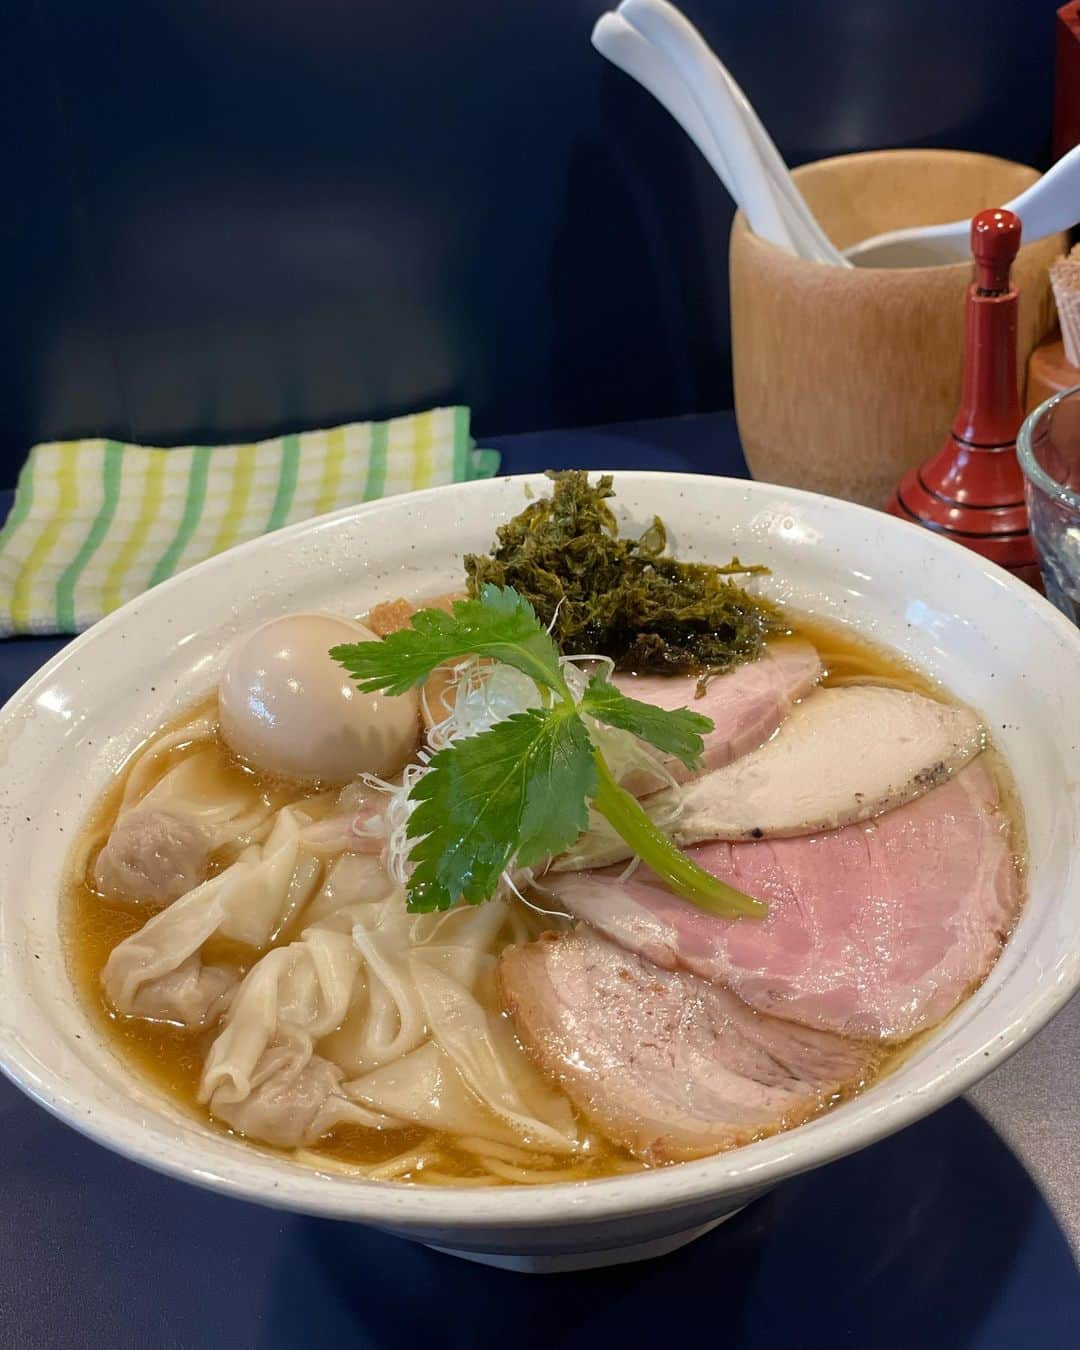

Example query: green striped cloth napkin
[0,406,498,637]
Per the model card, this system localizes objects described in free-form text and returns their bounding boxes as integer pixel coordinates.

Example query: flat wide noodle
[408,955,580,1153]
[197,853,422,1146]
[116,710,218,811]
[345,1042,516,1141]
[126,954,237,1028]
[200,928,361,1104]
[102,808,317,1017]
[131,749,274,848]
[197,857,584,1156]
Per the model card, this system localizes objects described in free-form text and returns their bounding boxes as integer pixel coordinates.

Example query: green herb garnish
[331,585,764,920]
[464,470,784,677]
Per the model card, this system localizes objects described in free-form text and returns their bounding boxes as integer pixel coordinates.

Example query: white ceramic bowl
[1,473,1078,1274]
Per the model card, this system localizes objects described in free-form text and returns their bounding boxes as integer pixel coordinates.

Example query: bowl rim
[1018,382,1080,511]
[2,470,1079,1231]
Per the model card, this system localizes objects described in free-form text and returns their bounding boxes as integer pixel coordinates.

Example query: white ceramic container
[0,473,1077,1273]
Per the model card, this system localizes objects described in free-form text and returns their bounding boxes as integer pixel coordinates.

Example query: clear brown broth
[61,611,1024,1185]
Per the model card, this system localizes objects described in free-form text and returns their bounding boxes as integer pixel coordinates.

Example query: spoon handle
[591,16,741,203]
[681,24,846,264]
[1005,142,1080,242]
[617,0,794,253]
[595,13,831,259]
[846,143,1080,266]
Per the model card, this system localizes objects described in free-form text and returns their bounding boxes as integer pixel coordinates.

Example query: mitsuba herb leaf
[581,675,711,771]
[330,584,566,697]
[404,707,596,911]
[332,581,765,919]
[464,470,784,677]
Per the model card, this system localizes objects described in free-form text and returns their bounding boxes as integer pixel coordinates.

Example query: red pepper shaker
[887,208,1041,587]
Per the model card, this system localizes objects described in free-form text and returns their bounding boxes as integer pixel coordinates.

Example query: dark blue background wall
[3,1,1059,483]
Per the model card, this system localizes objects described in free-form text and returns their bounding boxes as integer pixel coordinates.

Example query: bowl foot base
[422,1208,744,1273]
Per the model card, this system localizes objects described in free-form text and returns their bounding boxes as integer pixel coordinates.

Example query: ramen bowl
[0,473,1077,1273]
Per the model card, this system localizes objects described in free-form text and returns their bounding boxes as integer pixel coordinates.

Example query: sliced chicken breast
[546,761,1020,1042]
[559,685,984,868]
[500,927,880,1163]
[613,638,822,794]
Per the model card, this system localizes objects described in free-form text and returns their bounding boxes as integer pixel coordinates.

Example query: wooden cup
[730,149,1064,506]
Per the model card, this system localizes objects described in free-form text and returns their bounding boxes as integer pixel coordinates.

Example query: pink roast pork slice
[613,638,822,794]
[545,761,1021,1042]
[499,926,880,1163]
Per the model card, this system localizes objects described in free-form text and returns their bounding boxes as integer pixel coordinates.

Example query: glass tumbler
[1018,385,1080,623]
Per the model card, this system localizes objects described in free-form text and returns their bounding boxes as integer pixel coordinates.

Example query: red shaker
[887,208,1041,587]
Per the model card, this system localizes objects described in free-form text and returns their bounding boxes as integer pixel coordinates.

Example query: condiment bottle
[887,208,1041,587]
[1027,247,1080,410]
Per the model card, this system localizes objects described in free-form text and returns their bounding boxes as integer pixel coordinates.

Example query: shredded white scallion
[361,654,686,895]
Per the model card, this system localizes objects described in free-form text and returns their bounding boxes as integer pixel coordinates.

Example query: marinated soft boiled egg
[218,613,419,784]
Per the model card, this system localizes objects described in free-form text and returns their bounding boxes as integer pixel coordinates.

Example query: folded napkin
[0,406,498,637]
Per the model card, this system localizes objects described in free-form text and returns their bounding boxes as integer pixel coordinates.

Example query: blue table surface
[1,413,1077,1349]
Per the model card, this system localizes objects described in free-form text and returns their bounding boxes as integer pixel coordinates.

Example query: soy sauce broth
[61,611,1023,1184]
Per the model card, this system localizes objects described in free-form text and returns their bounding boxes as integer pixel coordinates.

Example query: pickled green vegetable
[464,470,783,677]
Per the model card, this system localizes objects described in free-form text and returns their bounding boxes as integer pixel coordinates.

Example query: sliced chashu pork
[558,685,984,869]
[500,927,879,1164]
[614,639,822,794]
[546,761,1019,1042]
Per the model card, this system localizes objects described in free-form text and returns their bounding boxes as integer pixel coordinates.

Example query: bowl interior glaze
[0,473,1077,1253]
